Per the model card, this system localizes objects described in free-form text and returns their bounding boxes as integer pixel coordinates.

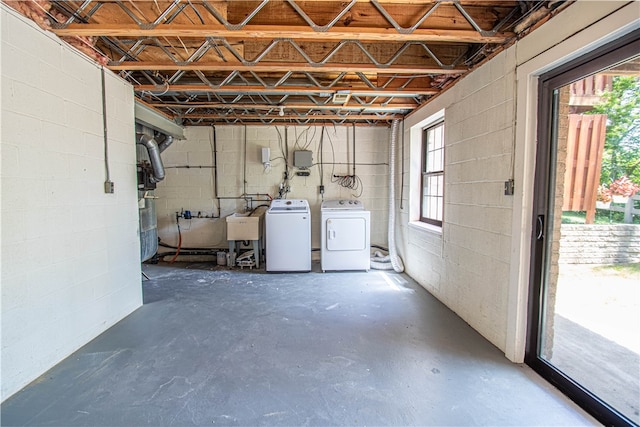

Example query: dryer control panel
[321,199,364,211]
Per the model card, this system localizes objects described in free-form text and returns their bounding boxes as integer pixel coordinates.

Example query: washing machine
[266,199,311,272]
[321,199,370,272]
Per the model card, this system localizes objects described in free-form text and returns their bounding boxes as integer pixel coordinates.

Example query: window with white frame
[421,121,444,226]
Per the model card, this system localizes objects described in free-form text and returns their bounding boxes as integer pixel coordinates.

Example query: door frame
[525,29,639,427]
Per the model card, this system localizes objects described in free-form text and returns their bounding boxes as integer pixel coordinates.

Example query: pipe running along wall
[371,119,405,273]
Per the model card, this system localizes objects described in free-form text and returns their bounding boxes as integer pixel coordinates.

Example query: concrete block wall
[1,6,141,401]
[559,224,640,264]
[155,125,390,255]
[397,2,638,359]
[400,48,517,351]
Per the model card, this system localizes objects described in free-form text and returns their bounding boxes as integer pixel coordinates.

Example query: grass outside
[562,209,640,224]
[594,263,640,275]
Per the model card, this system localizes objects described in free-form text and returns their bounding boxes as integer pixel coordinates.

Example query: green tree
[588,76,640,184]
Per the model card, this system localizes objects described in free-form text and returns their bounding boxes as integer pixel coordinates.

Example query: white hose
[371,119,404,272]
[370,250,393,269]
[372,251,390,262]
[370,259,394,270]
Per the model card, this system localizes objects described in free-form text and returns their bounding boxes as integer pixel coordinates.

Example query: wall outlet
[261,147,270,164]
[504,179,514,196]
[104,181,115,194]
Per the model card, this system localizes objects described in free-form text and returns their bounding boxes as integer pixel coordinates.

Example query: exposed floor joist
[109,62,467,74]
[51,24,514,44]
[4,0,566,126]
[134,85,439,96]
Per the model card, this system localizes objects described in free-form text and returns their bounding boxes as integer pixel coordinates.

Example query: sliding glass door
[527,30,640,427]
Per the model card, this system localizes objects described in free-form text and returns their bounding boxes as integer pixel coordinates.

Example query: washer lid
[269,199,310,213]
[321,199,365,211]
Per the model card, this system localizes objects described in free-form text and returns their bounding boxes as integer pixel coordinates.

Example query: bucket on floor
[217,251,227,266]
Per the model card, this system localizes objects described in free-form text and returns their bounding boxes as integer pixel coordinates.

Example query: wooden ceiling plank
[52,24,513,43]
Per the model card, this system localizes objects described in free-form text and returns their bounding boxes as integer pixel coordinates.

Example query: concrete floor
[1,262,596,426]
[551,315,639,423]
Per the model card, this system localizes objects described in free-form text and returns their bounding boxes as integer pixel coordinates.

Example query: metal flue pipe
[157,135,174,153]
[138,134,165,182]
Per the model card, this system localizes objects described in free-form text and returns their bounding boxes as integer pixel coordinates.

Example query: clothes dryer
[321,199,370,272]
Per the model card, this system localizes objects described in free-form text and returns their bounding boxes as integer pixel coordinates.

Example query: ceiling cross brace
[113,0,145,26]
[163,3,192,25]
[200,0,270,31]
[452,0,496,38]
[53,0,95,26]
[284,0,357,32]
[370,0,440,35]
[142,0,183,30]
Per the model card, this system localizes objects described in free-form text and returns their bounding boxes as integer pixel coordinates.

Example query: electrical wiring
[330,124,363,197]
[318,126,325,200]
[294,126,316,151]
[324,127,337,180]
[331,174,364,197]
[275,126,292,199]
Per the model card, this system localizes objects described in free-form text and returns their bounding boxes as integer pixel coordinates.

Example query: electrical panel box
[294,150,312,168]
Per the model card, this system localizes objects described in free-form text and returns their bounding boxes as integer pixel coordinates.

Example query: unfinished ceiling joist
[109,62,466,75]
[181,113,399,120]
[51,24,514,44]
[134,85,439,97]
[149,102,414,111]
[4,0,562,125]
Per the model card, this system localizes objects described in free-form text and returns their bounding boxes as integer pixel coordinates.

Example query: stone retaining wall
[559,224,640,264]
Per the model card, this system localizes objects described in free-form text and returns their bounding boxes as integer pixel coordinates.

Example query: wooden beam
[290,0,517,3]
[52,24,513,44]
[149,102,416,111]
[180,113,399,120]
[134,84,439,96]
[110,62,465,74]
[183,120,391,127]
